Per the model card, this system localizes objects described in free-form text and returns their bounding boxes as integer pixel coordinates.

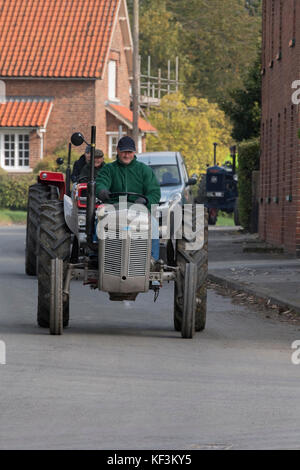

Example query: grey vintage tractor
[29,127,208,338]
[195,147,239,226]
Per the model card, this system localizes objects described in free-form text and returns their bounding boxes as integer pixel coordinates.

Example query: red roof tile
[0,0,119,78]
[0,99,53,127]
[108,104,157,133]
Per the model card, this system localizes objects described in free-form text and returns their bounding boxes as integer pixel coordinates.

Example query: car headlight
[169,192,182,203]
[156,193,182,218]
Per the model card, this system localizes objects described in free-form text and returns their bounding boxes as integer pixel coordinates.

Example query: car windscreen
[150,165,181,186]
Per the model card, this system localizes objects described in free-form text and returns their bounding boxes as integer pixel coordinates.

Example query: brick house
[0,0,156,173]
[260,0,300,255]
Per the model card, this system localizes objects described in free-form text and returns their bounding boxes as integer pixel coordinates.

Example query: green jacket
[95,156,161,210]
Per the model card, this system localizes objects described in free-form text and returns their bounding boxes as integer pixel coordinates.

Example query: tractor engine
[96,204,152,296]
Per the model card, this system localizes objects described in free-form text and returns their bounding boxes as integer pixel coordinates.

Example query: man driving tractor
[95,136,161,260]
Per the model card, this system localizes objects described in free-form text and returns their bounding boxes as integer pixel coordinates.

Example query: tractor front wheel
[174,208,208,334]
[37,201,71,328]
[180,263,197,338]
[50,258,64,335]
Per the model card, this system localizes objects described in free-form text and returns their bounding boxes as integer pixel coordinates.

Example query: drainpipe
[37,127,46,160]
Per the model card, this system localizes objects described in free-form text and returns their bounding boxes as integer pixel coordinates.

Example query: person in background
[71,145,91,182]
[78,149,105,180]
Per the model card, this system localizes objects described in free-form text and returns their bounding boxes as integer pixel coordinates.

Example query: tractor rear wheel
[25,183,52,275]
[181,263,197,338]
[195,208,208,331]
[37,201,71,328]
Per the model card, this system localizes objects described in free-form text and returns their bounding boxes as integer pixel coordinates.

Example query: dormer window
[108,60,117,101]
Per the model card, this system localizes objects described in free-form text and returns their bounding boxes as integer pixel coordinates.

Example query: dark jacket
[79,162,105,180]
[71,154,86,182]
[95,156,161,210]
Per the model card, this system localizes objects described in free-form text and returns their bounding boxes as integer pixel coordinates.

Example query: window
[108,60,117,101]
[108,134,118,159]
[18,134,30,167]
[1,132,30,170]
[150,165,181,186]
[4,134,15,167]
[138,135,142,153]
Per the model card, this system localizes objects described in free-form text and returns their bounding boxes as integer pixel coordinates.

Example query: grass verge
[0,209,27,225]
[216,211,235,227]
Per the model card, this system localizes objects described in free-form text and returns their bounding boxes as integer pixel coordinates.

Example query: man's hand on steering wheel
[98,189,111,202]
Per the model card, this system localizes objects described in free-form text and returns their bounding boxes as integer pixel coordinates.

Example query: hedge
[33,143,81,174]
[0,143,82,211]
[237,138,260,230]
[0,173,36,210]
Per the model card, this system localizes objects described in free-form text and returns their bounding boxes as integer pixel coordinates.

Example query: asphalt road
[1,225,300,450]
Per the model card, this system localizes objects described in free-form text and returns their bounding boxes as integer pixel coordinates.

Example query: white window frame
[108,134,119,160]
[0,130,31,172]
[107,132,140,160]
[138,135,142,153]
[108,60,118,101]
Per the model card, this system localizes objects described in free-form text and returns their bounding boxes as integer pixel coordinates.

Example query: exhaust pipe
[86,126,97,251]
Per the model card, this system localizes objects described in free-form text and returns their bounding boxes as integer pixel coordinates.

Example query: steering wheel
[109,192,149,206]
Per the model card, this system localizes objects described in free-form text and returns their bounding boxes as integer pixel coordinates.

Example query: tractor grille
[103,228,149,278]
[104,229,122,277]
[128,234,148,277]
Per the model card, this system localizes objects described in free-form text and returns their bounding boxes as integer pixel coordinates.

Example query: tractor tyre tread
[25,183,52,275]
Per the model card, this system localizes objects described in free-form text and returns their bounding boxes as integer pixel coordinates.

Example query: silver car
[137,151,197,238]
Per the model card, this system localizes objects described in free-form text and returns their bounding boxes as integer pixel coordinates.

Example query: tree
[221,51,261,142]
[245,0,262,16]
[146,92,233,175]
[165,0,261,103]
[128,0,261,104]
[128,0,192,82]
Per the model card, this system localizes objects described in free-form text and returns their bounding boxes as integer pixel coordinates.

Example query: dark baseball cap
[117,136,136,152]
[95,149,104,158]
[85,145,91,154]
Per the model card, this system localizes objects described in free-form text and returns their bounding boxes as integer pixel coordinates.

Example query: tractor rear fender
[63,195,79,239]
[38,171,66,200]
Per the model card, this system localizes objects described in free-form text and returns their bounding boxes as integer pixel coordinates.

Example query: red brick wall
[29,130,41,169]
[95,16,132,156]
[4,79,96,163]
[260,0,300,254]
